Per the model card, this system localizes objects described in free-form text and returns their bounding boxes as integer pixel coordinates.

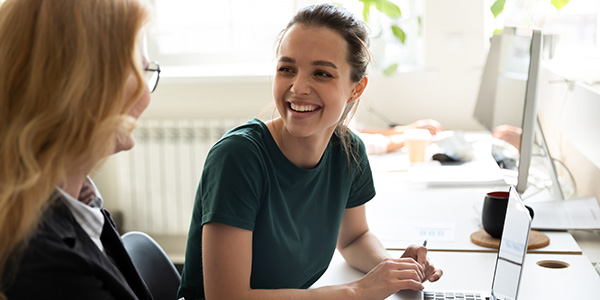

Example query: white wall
[354,1,487,130]
[537,66,600,200]
[142,77,274,121]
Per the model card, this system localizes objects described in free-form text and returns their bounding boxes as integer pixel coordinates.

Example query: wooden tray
[470,229,549,249]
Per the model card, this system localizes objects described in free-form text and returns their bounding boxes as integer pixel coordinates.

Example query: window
[485,0,600,60]
[148,0,296,77]
[147,0,423,78]
[537,1,600,60]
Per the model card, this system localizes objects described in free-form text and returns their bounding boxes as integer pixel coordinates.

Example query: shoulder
[12,198,93,271]
[333,128,367,150]
[332,128,369,166]
[34,197,80,246]
[348,129,368,154]
[6,201,103,298]
[201,119,272,190]
[6,198,145,300]
[205,119,275,170]
[211,119,269,153]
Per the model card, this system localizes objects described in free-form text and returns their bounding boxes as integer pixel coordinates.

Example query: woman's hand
[406,119,443,136]
[401,244,443,283]
[492,124,522,151]
[351,257,425,300]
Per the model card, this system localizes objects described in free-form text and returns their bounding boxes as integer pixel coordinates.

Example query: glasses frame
[144,61,161,93]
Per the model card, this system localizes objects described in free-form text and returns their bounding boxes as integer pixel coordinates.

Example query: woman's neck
[59,165,91,200]
[267,119,335,169]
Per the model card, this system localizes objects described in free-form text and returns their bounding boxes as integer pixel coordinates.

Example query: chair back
[122,231,181,300]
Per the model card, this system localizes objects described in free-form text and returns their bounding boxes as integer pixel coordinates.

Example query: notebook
[399,185,532,300]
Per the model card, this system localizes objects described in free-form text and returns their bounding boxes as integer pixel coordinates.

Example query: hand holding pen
[400,239,442,283]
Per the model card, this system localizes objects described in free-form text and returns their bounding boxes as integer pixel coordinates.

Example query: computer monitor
[515,27,541,196]
[473,27,564,200]
[474,28,529,132]
[473,33,501,131]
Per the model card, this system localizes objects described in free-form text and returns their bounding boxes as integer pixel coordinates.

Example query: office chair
[122,231,181,300]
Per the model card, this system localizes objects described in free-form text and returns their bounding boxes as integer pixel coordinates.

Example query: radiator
[110,119,245,235]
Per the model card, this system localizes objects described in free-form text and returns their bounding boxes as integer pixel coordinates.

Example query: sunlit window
[147,0,423,78]
[148,0,295,77]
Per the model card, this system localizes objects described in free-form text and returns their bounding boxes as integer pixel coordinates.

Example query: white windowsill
[159,63,275,84]
[159,63,436,84]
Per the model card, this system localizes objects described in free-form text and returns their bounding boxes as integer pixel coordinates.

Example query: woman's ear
[347,76,369,104]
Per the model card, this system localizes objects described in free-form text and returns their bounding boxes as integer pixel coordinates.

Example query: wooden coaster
[470,229,550,250]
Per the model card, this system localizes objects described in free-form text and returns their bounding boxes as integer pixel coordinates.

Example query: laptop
[400,185,532,300]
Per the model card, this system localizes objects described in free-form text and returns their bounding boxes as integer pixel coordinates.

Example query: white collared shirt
[57,177,105,253]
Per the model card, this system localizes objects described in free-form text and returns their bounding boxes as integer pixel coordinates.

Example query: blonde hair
[0,0,150,297]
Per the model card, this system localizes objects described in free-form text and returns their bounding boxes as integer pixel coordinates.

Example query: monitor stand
[526,116,565,201]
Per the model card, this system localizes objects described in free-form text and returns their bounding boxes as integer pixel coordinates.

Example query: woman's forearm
[205,282,362,300]
[337,230,390,273]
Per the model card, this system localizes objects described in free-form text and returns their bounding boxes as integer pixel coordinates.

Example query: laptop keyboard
[423,291,485,300]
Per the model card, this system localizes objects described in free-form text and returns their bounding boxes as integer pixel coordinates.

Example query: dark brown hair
[276,3,370,82]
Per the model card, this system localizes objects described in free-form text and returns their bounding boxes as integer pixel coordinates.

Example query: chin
[114,135,136,154]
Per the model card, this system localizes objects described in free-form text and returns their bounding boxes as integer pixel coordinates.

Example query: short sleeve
[199,134,265,231]
[346,135,376,208]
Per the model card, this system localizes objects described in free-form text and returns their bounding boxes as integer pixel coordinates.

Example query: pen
[422,239,428,247]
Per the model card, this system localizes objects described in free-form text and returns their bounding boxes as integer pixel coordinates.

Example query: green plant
[360,0,404,42]
[353,0,413,75]
[490,0,570,18]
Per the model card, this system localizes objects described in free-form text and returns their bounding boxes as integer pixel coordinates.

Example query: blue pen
[423,239,428,247]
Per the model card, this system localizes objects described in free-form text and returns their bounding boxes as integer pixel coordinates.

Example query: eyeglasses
[144,61,161,93]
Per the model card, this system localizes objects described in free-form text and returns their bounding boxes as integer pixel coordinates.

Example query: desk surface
[359,137,600,299]
[366,172,582,254]
[312,250,600,299]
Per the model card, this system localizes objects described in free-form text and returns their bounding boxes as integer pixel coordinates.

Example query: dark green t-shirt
[178,119,376,300]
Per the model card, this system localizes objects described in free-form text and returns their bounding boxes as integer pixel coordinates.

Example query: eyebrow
[279,56,338,69]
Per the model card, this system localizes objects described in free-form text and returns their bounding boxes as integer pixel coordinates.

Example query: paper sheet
[529,197,600,230]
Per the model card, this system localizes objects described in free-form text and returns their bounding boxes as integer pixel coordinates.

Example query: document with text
[529,197,600,230]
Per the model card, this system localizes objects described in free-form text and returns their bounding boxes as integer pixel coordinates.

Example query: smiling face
[273,24,365,141]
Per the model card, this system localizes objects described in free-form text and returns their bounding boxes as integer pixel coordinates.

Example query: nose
[290,73,311,96]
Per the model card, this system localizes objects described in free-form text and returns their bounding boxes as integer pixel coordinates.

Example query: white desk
[367,171,582,254]
[316,133,600,298]
[312,250,600,299]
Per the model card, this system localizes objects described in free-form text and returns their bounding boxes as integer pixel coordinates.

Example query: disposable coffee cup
[404,129,431,164]
[482,191,534,239]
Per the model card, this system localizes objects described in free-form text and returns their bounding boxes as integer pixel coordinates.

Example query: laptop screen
[491,186,532,300]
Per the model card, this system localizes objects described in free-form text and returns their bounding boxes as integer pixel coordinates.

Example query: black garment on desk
[4,195,153,300]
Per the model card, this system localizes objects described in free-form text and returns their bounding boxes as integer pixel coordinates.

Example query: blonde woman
[0,0,158,299]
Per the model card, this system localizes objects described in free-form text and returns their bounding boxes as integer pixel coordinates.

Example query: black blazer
[5,195,153,300]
